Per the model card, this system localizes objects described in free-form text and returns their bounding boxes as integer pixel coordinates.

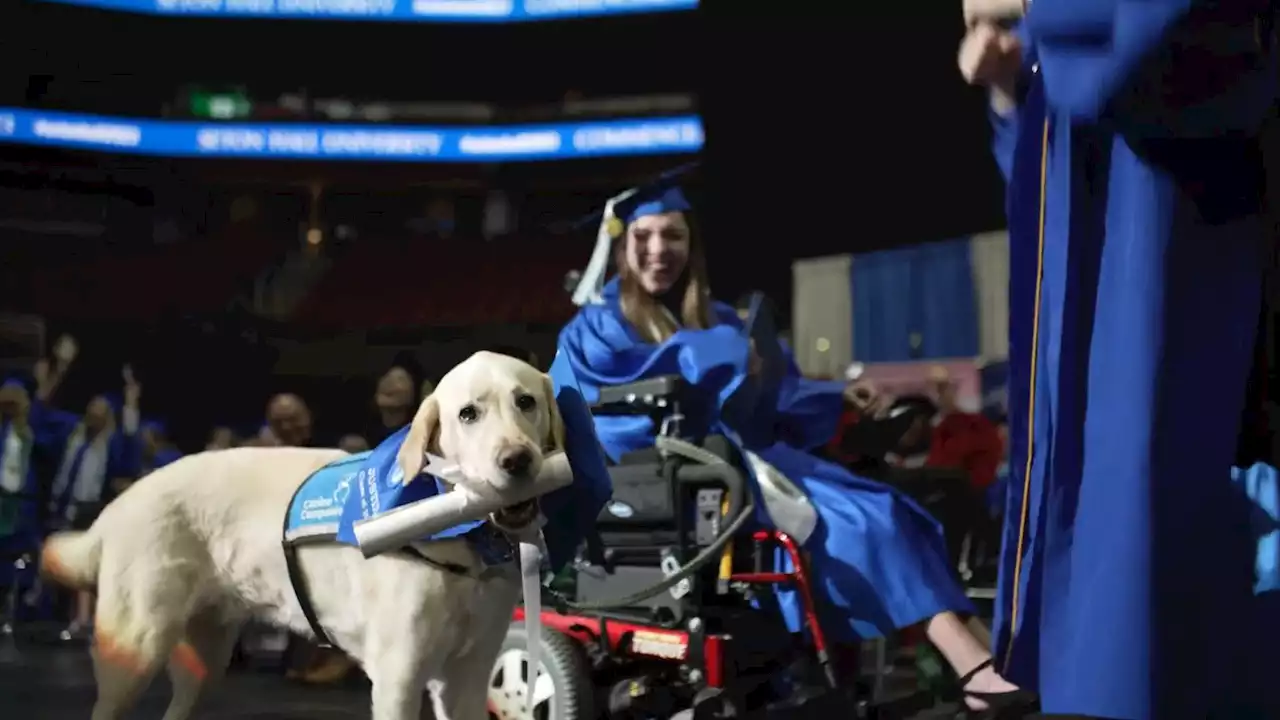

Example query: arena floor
[0,639,366,719]
[0,625,965,719]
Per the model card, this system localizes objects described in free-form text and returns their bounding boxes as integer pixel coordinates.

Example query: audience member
[924,367,1003,494]
[139,420,183,475]
[370,366,417,445]
[265,393,312,448]
[0,376,37,543]
[258,392,357,684]
[38,345,141,641]
[205,426,238,451]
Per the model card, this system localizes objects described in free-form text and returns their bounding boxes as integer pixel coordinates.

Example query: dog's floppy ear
[542,373,566,452]
[397,394,440,483]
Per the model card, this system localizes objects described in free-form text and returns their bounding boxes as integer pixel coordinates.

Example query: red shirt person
[923,367,1003,492]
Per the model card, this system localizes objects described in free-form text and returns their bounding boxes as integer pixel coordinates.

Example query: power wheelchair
[488,375,949,720]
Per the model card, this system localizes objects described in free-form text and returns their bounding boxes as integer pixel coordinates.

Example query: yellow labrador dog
[41,351,563,720]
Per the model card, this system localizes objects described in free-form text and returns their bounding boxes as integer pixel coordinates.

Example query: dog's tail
[41,529,102,591]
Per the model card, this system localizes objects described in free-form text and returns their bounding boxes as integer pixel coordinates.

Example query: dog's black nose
[499,448,534,477]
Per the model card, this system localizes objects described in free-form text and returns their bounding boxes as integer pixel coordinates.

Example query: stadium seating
[7,231,284,322]
[294,236,583,328]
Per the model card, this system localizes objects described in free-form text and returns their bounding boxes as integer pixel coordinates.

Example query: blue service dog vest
[280,445,517,649]
[283,446,516,565]
[277,349,614,646]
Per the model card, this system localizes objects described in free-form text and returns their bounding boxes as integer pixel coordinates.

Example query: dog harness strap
[281,541,335,648]
[400,545,472,576]
[281,478,337,650]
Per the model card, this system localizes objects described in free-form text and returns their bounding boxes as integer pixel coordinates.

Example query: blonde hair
[614,213,715,343]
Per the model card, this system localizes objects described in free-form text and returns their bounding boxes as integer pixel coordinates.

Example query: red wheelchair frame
[520,530,832,691]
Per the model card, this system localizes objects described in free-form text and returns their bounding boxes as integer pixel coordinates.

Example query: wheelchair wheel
[489,623,593,720]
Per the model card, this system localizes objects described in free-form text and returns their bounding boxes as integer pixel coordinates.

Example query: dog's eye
[515,394,537,412]
[458,404,479,423]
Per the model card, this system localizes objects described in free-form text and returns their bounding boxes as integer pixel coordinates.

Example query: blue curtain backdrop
[851,238,980,362]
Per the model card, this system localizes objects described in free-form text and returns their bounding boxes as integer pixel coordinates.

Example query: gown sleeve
[989,22,1036,183]
[28,400,77,455]
[773,349,846,452]
[1027,0,1275,134]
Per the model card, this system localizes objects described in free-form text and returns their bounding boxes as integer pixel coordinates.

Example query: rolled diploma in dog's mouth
[352,452,574,704]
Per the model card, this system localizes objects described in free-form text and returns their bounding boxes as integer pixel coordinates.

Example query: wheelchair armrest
[593,375,686,413]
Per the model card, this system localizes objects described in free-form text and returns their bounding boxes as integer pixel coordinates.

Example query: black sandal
[956,658,1040,718]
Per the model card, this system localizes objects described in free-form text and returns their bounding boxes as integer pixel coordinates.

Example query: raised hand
[52,334,78,367]
[123,364,141,406]
[958,22,1023,90]
[963,0,1025,26]
[33,358,50,388]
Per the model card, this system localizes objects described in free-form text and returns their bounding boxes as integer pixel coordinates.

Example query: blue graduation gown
[1231,463,1280,597]
[32,402,141,512]
[0,422,40,543]
[991,4,1278,717]
[143,447,184,475]
[560,279,972,641]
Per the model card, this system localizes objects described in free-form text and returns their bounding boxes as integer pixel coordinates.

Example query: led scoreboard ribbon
[0,108,704,162]
[35,0,699,21]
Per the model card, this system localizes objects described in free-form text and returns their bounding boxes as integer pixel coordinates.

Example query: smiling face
[266,394,312,447]
[623,211,691,297]
[375,367,415,412]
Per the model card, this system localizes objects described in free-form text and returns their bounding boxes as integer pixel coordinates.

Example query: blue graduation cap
[616,185,694,227]
[2,373,33,394]
[569,163,700,307]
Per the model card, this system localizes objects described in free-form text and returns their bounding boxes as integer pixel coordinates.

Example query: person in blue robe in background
[960,1,1278,717]
[1,376,40,545]
[558,182,1039,715]
[0,341,80,614]
[0,374,44,602]
[138,419,183,476]
[39,364,142,640]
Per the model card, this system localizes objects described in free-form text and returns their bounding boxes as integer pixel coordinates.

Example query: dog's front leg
[367,647,432,720]
[431,577,521,720]
[366,616,436,720]
[363,566,465,720]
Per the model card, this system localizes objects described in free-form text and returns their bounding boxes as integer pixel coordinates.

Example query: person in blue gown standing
[960,1,1278,717]
[1,376,40,544]
[0,374,43,603]
[559,181,1038,714]
[137,420,183,476]
[40,361,143,640]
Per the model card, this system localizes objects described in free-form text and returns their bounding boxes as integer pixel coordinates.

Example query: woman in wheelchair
[559,184,1037,716]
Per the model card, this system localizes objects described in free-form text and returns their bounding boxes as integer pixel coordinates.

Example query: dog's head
[396,351,565,527]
